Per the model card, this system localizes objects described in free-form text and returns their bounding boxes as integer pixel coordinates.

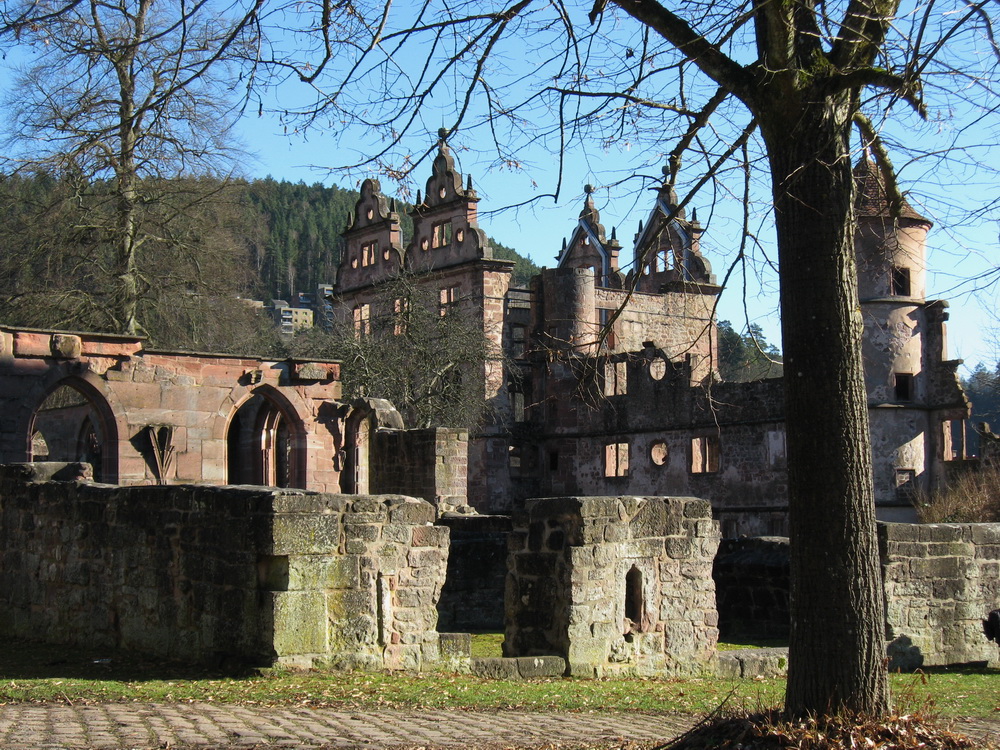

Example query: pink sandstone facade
[0,326,466,506]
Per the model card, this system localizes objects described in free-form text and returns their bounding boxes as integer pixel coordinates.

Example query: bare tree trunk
[761,96,890,717]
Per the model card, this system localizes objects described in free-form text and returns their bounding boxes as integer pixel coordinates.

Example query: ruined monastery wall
[506,495,720,677]
[0,464,448,670]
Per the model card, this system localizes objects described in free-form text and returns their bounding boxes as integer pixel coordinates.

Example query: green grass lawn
[0,639,997,720]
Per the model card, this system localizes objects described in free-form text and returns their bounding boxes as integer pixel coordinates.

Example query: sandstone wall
[0,464,448,670]
[712,525,1000,669]
[506,495,719,677]
[374,428,468,507]
[881,522,1000,669]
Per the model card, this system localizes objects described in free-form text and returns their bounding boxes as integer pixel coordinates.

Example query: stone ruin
[506,496,719,676]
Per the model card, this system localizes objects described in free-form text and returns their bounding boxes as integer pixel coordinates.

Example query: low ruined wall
[711,525,1000,668]
[713,537,790,641]
[374,427,468,507]
[0,463,447,670]
[436,514,510,632]
[881,522,1000,669]
[506,495,720,677]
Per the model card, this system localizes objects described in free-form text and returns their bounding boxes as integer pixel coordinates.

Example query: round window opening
[439,187,447,199]
[456,228,465,243]
[650,440,669,466]
[649,357,667,380]
[366,208,374,220]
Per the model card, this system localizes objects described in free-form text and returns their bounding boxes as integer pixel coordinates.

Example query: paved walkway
[0,703,998,750]
[0,703,697,749]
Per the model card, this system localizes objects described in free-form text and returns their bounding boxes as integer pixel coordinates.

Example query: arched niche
[226,387,307,488]
[341,398,405,494]
[28,378,118,483]
[624,564,645,634]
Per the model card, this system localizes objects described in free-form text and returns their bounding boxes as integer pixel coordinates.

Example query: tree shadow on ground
[0,638,260,682]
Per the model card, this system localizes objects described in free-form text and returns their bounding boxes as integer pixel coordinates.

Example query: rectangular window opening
[894,373,913,402]
[353,303,371,338]
[891,266,911,296]
[598,308,617,351]
[690,435,720,474]
[604,442,629,477]
[603,359,628,397]
[439,286,460,316]
[432,221,453,248]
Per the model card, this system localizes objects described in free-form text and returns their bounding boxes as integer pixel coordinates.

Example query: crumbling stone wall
[506,495,719,677]
[374,428,468,508]
[881,522,1000,669]
[711,525,1000,668]
[0,463,447,670]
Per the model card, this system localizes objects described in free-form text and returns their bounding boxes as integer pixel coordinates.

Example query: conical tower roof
[854,158,931,225]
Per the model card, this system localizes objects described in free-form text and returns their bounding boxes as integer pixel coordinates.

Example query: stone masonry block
[268,591,328,655]
[287,556,359,591]
[410,525,449,548]
[270,514,343,555]
[388,499,436,525]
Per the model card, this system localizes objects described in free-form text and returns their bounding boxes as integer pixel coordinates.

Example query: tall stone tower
[854,158,969,518]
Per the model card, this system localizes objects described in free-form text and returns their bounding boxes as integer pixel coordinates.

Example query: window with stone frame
[393,297,409,335]
[894,373,914,402]
[361,241,378,267]
[510,324,526,358]
[432,221,453,248]
[598,308,617,350]
[439,285,460,316]
[353,303,370,338]
[603,358,628,396]
[891,266,911,296]
[690,434,720,473]
[604,441,629,477]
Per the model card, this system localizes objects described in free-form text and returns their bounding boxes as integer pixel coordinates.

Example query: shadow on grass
[0,637,262,682]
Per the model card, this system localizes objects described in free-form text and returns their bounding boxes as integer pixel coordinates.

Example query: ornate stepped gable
[338,178,405,294]
[406,130,493,274]
[555,184,623,288]
[628,169,714,292]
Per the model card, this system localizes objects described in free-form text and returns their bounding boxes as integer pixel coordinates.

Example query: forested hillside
[0,173,540,350]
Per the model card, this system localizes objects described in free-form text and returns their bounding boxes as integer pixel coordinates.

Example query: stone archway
[226,387,307,488]
[341,398,405,494]
[28,379,118,483]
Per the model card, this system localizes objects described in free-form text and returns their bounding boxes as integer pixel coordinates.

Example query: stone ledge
[471,655,566,679]
[714,647,788,679]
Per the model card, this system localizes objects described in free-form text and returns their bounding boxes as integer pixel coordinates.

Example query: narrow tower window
[891,266,911,296]
[625,565,644,633]
[894,373,913,402]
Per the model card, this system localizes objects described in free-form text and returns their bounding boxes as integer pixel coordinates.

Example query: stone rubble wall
[881,522,1000,669]
[506,495,720,677]
[0,464,448,670]
[713,525,1000,669]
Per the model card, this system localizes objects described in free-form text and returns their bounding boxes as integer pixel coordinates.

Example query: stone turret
[854,158,969,517]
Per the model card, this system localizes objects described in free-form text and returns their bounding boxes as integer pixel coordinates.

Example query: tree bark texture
[759,96,890,717]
